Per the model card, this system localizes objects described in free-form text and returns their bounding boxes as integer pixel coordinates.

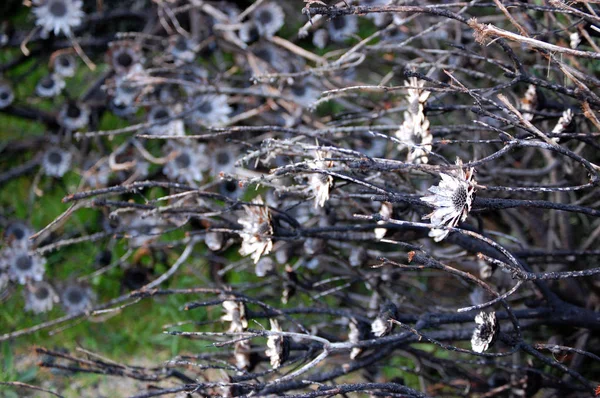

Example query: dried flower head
[552,109,573,134]
[221,298,248,332]
[252,3,284,38]
[348,318,370,359]
[3,221,34,249]
[35,74,65,98]
[471,311,498,353]
[520,84,537,122]
[328,15,358,43]
[53,53,76,77]
[312,28,328,49]
[147,105,185,136]
[374,201,392,240]
[108,41,143,75]
[32,0,84,37]
[238,196,274,264]
[58,102,90,131]
[169,35,200,64]
[1,247,46,285]
[188,94,231,127]
[0,80,14,109]
[308,150,334,208]
[163,143,210,185]
[24,281,59,314]
[61,282,94,314]
[570,32,581,49]
[371,302,398,337]
[42,147,72,178]
[421,158,476,242]
[395,77,432,163]
[265,318,289,369]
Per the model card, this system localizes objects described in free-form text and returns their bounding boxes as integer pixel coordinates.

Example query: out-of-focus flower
[252,3,284,38]
[61,282,94,314]
[163,143,209,184]
[169,35,200,64]
[520,84,537,122]
[328,15,358,43]
[552,109,573,134]
[395,77,432,164]
[187,94,231,127]
[32,0,84,37]
[1,247,46,285]
[371,301,398,337]
[108,41,143,75]
[570,32,581,49]
[147,105,185,136]
[24,281,59,314]
[238,196,273,264]
[36,74,65,97]
[307,151,334,208]
[312,28,328,49]
[374,202,392,240]
[53,53,76,77]
[421,158,476,242]
[471,311,498,353]
[210,146,238,177]
[82,157,111,188]
[58,102,90,131]
[0,80,14,109]
[3,221,34,249]
[265,318,289,369]
[348,317,370,359]
[255,257,274,277]
[42,147,72,177]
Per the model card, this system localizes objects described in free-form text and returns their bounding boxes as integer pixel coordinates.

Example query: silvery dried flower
[1,247,46,285]
[349,246,367,267]
[24,281,59,314]
[328,15,358,43]
[238,22,260,43]
[221,298,248,332]
[58,102,90,131]
[421,158,476,242]
[210,146,238,177]
[3,221,34,249]
[265,318,289,369]
[112,77,141,107]
[255,257,274,277]
[312,29,328,49]
[238,196,273,264]
[520,84,537,122]
[395,77,432,164]
[42,147,72,177]
[32,0,84,37]
[163,143,210,185]
[234,339,252,371]
[188,94,231,127]
[552,109,573,134]
[371,302,398,337]
[35,74,65,97]
[308,151,334,208]
[219,179,244,200]
[252,3,284,38]
[471,311,498,353]
[53,53,76,77]
[374,201,392,240]
[61,282,94,314]
[0,80,14,109]
[126,214,164,248]
[147,105,185,136]
[169,35,199,64]
[570,32,581,49]
[348,318,370,359]
[108,41,143,75]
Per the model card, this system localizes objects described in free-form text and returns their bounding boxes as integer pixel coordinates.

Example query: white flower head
[147,105,185,136]
[187,94,231,127]
[348,318,369,359]
[371,302,398,337]
[42,147,72,177]
[552,109,573,134]
[1,247,46,285]
[53,53,76,77]
[471,311,498,353]
[35,74,65,98]
[238,196,274,264]
[308,150,334,208]
[24,281,59,314]
[570,32,581,49]
[210,146,238,177]
[421,158,476,242]
[252,3,284,38]
[108,41,143,76]
[374,201,392,240]
[265,318,289,369]
[0,80,14,109]
[126,214,164,248]
[395,77,432,164]
[169,35,200,64]
[255,257,274,277]
[3,221,34,249]
[61,282,94,314]
[328,15,358,43]
[221,298,248,332]
[163,143,209,184]
[32,0,85,37]
[58,102,90,131]
[312,28,329,49]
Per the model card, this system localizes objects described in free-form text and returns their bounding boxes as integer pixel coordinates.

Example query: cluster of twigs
[2,0,600,397]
